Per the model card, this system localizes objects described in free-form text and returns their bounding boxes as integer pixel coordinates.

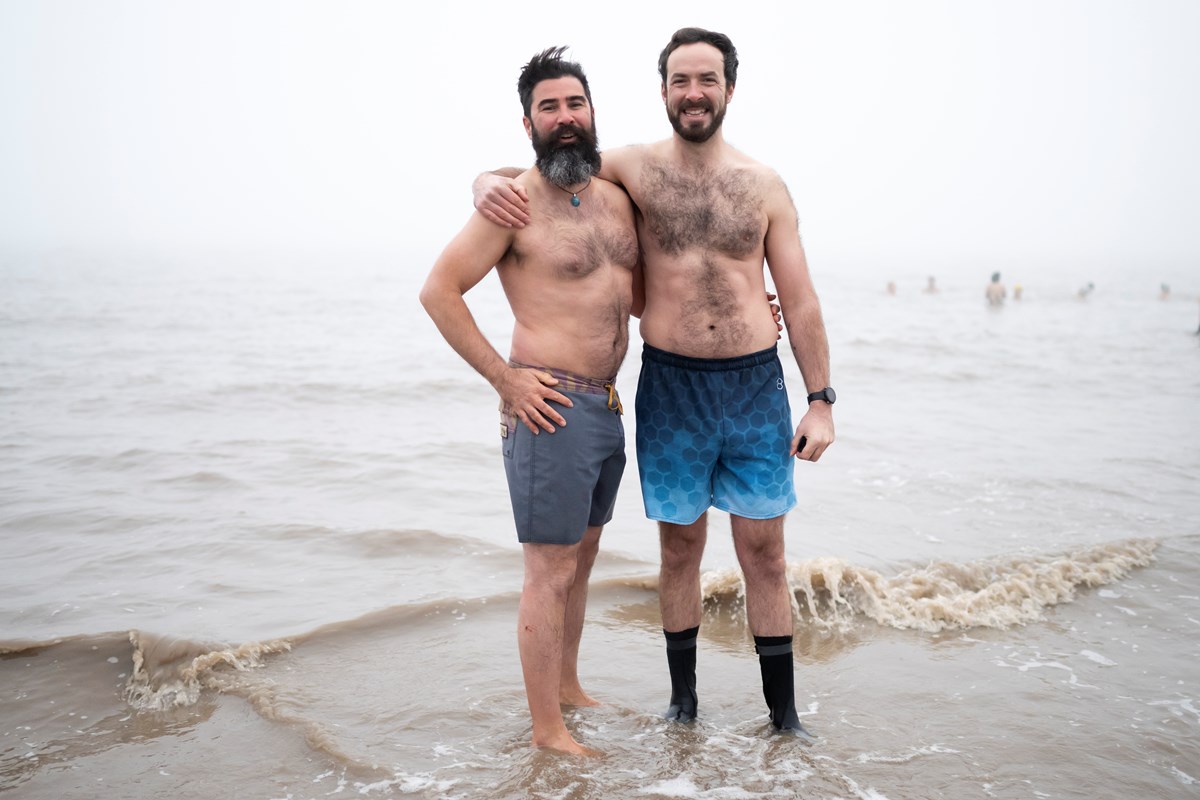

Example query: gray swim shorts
[501,364,626,545]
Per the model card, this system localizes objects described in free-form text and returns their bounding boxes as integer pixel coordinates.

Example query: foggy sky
[2,0,1198,273]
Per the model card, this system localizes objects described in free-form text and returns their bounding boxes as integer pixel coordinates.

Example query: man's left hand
[791,405,834,461]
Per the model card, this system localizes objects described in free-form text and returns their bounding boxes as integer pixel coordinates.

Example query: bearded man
[420,47,637,756]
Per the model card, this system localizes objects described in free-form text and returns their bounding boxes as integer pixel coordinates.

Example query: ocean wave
[0,538,1160,716]
[117,631,392,778]
[122,630,292,711]
[694,537,1159,633]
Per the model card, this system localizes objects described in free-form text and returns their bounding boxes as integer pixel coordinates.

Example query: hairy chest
[510,203,639,280]
[636,161,764,258]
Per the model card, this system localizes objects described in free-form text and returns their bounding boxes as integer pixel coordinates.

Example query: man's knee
[659,521,705,571]
[524,543,582,595]
[732,516,787,575]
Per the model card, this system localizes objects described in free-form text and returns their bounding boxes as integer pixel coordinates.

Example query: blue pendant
[571,194,580,207]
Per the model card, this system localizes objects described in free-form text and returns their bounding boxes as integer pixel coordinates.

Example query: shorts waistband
[508,361,616,395]
[641,344,778,372]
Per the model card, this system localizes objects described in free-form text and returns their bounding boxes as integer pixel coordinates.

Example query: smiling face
[525,76,594,150]
[524,76,601,188]
[662,42,734,143]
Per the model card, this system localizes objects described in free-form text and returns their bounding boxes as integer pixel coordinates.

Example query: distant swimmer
[1013,284,1023,301]
[1160,283,1170,301]
[886,280,897,296]
[1077,282,1095,300]
[923,276,939,294]
[985,272,1006,306]
[421,47,637,756]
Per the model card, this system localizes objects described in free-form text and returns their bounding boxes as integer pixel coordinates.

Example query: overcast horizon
[2,1,1198,278]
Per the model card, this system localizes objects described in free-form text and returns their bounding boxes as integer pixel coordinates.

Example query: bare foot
[559,685,600,707]
[532,733,603,757]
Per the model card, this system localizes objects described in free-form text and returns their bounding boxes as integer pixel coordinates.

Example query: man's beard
[667,99,726,143]
[532,123,601,188]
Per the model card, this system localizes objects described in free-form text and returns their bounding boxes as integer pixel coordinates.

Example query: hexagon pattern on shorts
[635,347,796,524]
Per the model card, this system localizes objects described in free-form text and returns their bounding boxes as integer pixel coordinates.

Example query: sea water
[1,250,1197,798]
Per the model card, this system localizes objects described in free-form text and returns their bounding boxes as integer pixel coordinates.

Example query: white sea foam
[694,539,1159,633]
[1079,649,1117,667]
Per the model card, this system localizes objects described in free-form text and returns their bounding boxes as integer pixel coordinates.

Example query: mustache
[549,123,593,144]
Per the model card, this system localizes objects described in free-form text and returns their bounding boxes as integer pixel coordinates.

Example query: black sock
[664,626,699,722]
[755,635,802,731]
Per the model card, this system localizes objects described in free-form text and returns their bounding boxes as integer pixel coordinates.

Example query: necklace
[555,178,591,207]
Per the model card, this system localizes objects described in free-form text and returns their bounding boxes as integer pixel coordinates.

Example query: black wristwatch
[806,387,836,405]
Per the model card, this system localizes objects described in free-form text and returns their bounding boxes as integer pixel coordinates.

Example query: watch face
[824,387,836,404]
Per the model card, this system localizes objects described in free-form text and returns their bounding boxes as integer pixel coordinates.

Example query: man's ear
[523,116,532,140]
[726,83,735,103]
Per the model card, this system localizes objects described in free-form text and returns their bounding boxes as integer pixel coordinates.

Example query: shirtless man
[986,272,1007,305]
[475,28,835,734]
[420,47,637,755]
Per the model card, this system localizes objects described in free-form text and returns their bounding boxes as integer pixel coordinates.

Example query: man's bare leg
[559,525,602,706]
[731,515,792,636]
[659,514,707,721]
[518,540,599,755]
[731,514,806,733]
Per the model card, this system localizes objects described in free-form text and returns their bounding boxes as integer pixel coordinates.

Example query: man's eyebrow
[537,94,588,108]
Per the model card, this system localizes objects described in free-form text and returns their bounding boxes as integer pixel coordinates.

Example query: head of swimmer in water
[517,47,600,189]
[658,27,739,143]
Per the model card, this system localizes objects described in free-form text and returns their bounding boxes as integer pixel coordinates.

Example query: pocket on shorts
[500,411,515,459]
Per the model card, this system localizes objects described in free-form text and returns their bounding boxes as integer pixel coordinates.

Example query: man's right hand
[497,367,572,434]
[474,173,532,229]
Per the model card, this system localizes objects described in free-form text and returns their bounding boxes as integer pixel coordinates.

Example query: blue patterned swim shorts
[635,344,796,524]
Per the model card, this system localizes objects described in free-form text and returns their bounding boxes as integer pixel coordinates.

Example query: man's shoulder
[602,141,669,172]
[591,174,625,194]
[605,141,662,159]
[510,166,539,190]
[726,151,792,204]
[590,176,636,213]
[724,146,782,180]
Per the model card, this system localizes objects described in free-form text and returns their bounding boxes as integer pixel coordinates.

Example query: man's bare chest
[636,162,764,258]
[509,207,638,280]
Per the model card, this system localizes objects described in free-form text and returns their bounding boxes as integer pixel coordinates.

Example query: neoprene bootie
[755,635,811,735]
[664,626,699,722]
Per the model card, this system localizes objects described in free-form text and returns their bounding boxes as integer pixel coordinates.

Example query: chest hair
[638,160,764,258]
[511,197,638,280]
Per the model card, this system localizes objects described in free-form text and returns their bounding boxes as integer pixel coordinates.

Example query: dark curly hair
[518,46,594,118]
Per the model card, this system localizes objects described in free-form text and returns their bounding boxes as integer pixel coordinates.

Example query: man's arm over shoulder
[474,146,648,227]
[762,172,835,462]
[596,145,641,188]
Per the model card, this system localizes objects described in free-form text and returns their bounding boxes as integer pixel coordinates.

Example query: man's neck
[668,130,726,168]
